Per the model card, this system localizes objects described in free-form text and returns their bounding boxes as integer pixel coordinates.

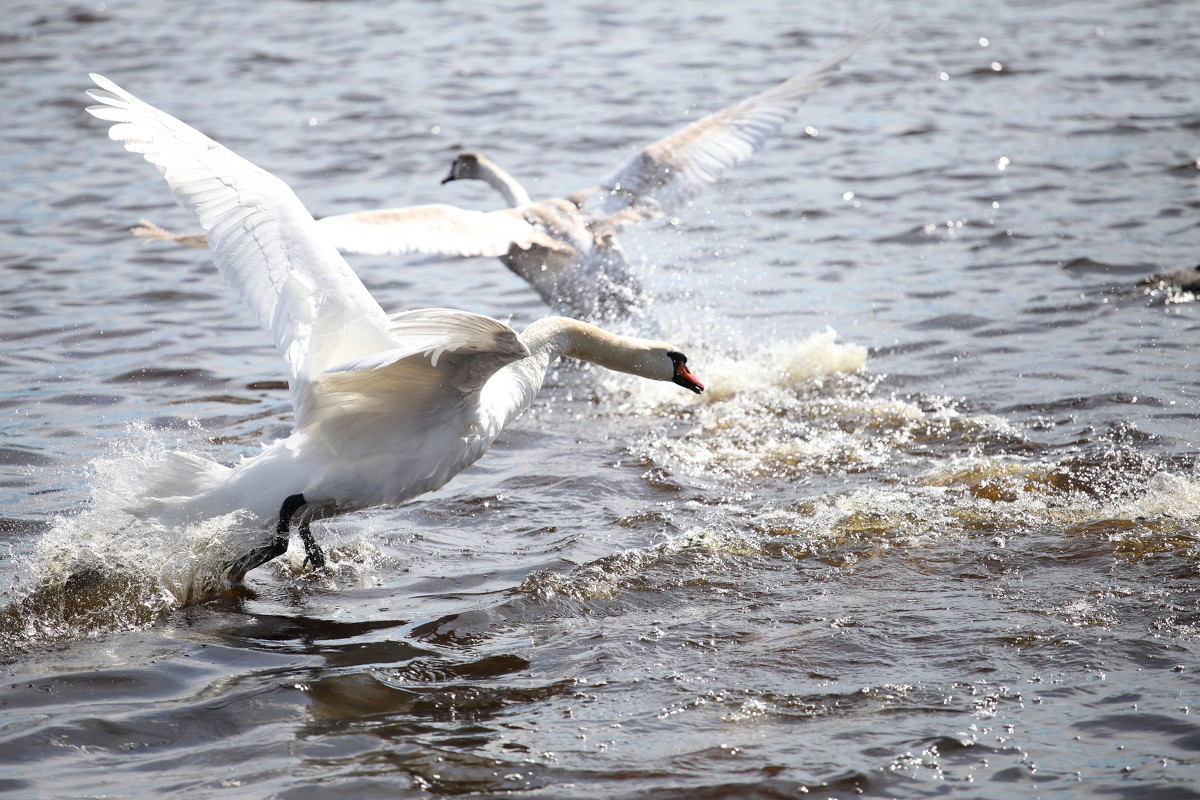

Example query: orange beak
[673,361,704,394]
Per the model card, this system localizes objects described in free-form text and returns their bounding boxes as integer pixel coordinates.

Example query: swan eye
[667,350,687,366]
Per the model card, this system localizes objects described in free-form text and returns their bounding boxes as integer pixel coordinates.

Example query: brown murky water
[1,0,1198,796]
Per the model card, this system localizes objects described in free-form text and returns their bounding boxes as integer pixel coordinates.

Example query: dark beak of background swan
[670,354,704,394]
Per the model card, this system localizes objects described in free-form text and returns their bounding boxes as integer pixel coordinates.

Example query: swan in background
[132,22,881,319]
[86,74,704,580]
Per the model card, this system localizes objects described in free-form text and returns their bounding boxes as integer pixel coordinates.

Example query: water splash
[0,434,385,648]
[519,459,1200,609]
[520,526,759,602]
[610,328,1018,485]
[613,327,870,409]
[1,441,238,646]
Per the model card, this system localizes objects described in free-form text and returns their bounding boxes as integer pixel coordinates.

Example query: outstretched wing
[85,75,395,398]
[315,205,553,257]
[130,204,557,259]
[571,21,883,229]
[306,309,530,461]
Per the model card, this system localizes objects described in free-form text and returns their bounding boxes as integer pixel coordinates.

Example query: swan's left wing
[305,309,530,459]
[85,75,394,398]
[572,21,882,229]
[332,308,529,374]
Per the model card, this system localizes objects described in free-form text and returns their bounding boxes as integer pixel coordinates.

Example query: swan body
[132,23,880,319]
[86,74,703,577]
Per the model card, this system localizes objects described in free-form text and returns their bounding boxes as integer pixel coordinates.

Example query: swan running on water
[85,74,704,580]
[133,23,880,319]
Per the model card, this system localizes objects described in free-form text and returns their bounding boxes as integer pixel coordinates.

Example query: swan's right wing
[85,75,394,393]
[306,309,530,459]
[315,205,553,257]
[573,21,882,229]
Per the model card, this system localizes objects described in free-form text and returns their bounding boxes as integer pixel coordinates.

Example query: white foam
[520,525,759,601]
[613,327,869,410]
[761,456,1200,552]
[1125,471,1200,519]
[618,328,1023,484]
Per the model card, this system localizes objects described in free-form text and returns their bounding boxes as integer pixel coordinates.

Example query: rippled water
[2,0,1199,796]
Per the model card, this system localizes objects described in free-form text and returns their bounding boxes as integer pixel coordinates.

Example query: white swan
[85,74,704,579]
[132,23,880,319]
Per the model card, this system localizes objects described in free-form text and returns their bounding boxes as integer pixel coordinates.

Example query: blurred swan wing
[131,219,209,248]
[85,74,394,390]
[573,21,882,229]
[307,309,530,457]
[316,205,554,257]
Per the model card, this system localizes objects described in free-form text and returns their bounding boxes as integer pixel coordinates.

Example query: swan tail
[140,450,232,500]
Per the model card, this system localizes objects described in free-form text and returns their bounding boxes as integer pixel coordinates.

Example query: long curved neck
[479,317,672,434]
[521,317,660,376]
[475,159,533,208]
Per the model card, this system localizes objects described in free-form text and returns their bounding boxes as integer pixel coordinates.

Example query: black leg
[297,515,326,569]
[277,493,308,536]
[276,492,329,570]
[225,493,324,578]
[225,531,288,579]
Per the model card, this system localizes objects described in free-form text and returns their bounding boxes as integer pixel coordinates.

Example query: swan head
[442,151,491,184]
[667,350,705,394]
[617,342,704,394]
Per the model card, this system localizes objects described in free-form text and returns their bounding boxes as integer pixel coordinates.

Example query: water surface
[1,0,1198,797]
